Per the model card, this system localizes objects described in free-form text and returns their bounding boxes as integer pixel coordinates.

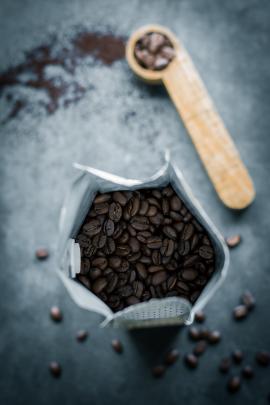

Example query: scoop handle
[163,50,255,209]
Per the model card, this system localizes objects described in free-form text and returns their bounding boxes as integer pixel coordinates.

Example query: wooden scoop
[126,24,255,209]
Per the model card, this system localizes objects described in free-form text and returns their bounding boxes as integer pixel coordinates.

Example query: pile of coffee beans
[76,186,215,312]
[134,32,175,70]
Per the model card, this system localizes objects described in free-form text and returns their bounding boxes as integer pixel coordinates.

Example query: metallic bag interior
[57,155,229,328]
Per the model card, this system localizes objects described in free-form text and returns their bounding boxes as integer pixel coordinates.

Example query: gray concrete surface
[0,0,269,404]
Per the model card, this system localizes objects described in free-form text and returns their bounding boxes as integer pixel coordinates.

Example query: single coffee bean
[76,330,88,342]
[49,361,61,377]
[256,351,270,366]
[128,252,141,262]
[152,250,162,265]
[92,277,107,294]
[94,193,111,204]
[242,365,254,379]
[115,245,130,257]
[177,280,190,292]
[129,237,140,253]
[185,353,198,368]
[199,245,213,259]
[163,225,177,240]
[112,191,127,206]
[83,219,102,237]
[89,268,102,280]
[149,213,164,226]
[117,285,133,297]
[226,235,241,248]
[111,339,123,353]
[152,271,167,286]
[136,262,147,279]
[160,238,174,257]
[146,205,158,217]
[103,238,116,255]
[219,357,231,373]
[208,330,221,344]
[103,219,115,236]
[109,256,122,269]
[233,305,248,320]
[182,223,194,241]
[189,326,201,341]
[181,268,198,281]
[106,273,118,293]
[109,202,122,222]
[227,376,241,393]
[178,240,190,256]
[126,296,140,305]
[94,202,109,215]
[167,275,177,290]
[77,274,91,289]
[164,349,179,365]
[195,310,206,323]
[133,280,144,298]
[50,306,62,322]
[139,200,149,215]
[241,291,255,310]
[152,365,166,378]
[92,257,108,270]
[193,340,207,356]
[148,265,164,273]
[162,198,170,215]
[147,236,162,249]
[36,248,49,260]
[170,195,182,211]
[129,270,136,283]
[232,349,243,364]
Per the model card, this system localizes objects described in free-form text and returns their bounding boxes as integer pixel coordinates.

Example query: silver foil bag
[57,156,229,328]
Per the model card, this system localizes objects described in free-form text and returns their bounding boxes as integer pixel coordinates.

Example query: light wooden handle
[163,50,255,209]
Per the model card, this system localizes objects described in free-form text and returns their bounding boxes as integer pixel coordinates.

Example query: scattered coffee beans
[242,365,254,379]
[134,32,175,71]
[36,248,49,260]
[112,339,123,354]
[233,305,248,320]
[195,310,206,323]
[185,353,198,368]
[227,375,241,393]
[226,235,241,248]
[241,291,255,310]
[152,365,166,378]
[219,357,231,373]
[49,361,61,377]
[50,306,62,322]
[76,186,215,312]
[164,349,179,365]
[256,351,270,367]
[232,349,243,364]
[76,330,88,342]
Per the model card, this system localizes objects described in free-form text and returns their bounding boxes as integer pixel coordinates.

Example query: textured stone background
[0,0,269,404]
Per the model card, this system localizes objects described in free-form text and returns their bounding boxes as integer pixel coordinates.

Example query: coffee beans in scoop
[76,186,216,312]
[134,32,175,70]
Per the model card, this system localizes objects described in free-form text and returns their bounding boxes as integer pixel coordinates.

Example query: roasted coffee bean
[111,339,123,353]
[241,291,255,310]
[226,234,241,248]
[242,365,254,379]
[193,340,207,356]
[164,349,179,365]
[185,353,198,368]
[195,310,205,323]
[50,306,62,322]
[36,247,49,260]
[208,330,221,344]
[76,330,88,342]
[94,193,111,204]
[256,351,270,366]
[77,187,215,312]
[49,361,61,377]
[188,326,201,341]
[136,263,147,279]
[152,271,167,286]
[227,376,241,393]
[233,305,248,320]
[112,191,128,206]
[83,220,102,237]
[232,350,243,364]
[152,365,166,378]
[109,202,122,222]
[163,226,177,240]
[92,277,107,294]
[103,219,115,236]
[200,328,210,340]
[219,357,231,373]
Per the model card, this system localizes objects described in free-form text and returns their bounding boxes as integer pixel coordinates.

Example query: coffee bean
[89,268,102,280]
[147,236,162,249]
[242,365,254,379]
[177,280,190,292]
[49,361,61,377]
[83,219,102,237]
[129,237,140,253]
[167,275,177,290]
[208,330,221,344]
[181,269,198,281]
[108,295,120,309]
[109,202,122,222]
[81,258,90,275]
[139,200,149,215]
[103,238,116,255]
[148,265,164,273]
[106,273,118,293]
[226,235,241,248]
[126,296,140,305]
[94,202,109,215]
[232,349,243,364]
[256,351,270,366]
[241,291,255,310]
[152,250,162,265]
[193,340,207,356]
[146,206,158,217]
[112,191,127,206]
[50,306,62,322]
[178,240,190,256]
[219,357,231,373]
[164,349,179,365]
[163,226,177,240]
[115,245,130,257]
[182,223,195,241]
[133,280,144,298]
[111,339,123,353]
[170,195,182,211]
[136,263,147,279]
[92,257,108,270]
[94,193,111,204]
[36,248,49,260]
[189,326,201,341]
[149,213,164,226]
[199,245,213,259]
[162,198,170,215]
[117,285,133,297]
[185,353,198,368]
[152,365,166,378]
[152,271,167,286]
[76,330,88,342]
[227,376,241,393]
[233,305,248,320]
[92,277,107,294]
[77,274,91,289]
[195,310,205,323]
[160,238,174,256]
[103,219,115,236]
